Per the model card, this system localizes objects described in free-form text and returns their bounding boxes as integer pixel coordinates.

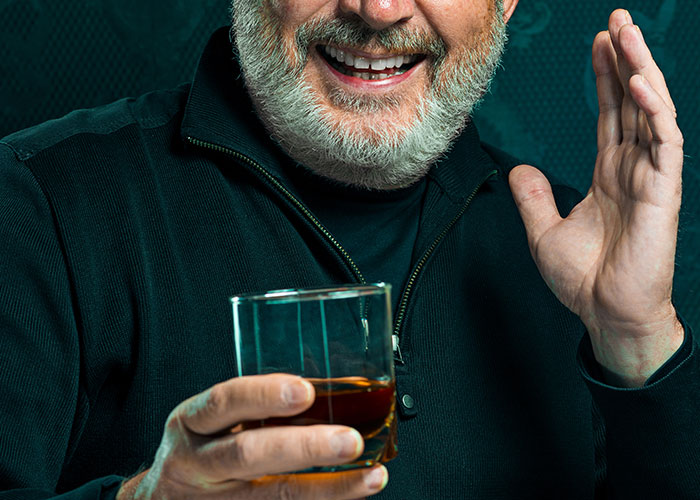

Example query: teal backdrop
[1,0,698,326]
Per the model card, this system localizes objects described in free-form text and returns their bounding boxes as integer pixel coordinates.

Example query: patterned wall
[1,0,697,325]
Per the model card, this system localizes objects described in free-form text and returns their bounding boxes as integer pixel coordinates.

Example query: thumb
[508,165,562,247]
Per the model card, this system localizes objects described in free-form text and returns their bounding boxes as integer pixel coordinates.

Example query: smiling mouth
[316,44,425,81]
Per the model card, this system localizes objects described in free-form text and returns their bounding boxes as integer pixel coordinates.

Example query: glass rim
[230,282,391,304]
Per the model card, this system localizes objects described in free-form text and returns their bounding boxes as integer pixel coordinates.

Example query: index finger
[175,374,314,435]
[609,9,676,115]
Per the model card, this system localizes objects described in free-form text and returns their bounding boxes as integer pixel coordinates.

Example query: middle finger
[195,424,364,480]
[609,17,640,142]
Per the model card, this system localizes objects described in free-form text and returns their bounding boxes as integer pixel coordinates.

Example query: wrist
[587,313,684,388]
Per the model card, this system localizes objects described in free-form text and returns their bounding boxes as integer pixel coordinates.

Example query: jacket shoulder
[0,84,189,162]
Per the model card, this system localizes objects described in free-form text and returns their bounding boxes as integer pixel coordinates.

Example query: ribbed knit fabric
[0,28,698,499]
[284,162,428,312]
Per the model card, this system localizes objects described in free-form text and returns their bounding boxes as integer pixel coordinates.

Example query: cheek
[269,0,330,27]
[266,0,332,58]
[419,0,494,50]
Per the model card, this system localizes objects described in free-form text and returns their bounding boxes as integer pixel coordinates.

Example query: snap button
[401,394,415,409]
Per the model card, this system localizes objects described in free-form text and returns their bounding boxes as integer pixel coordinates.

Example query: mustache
[295,16,447,63]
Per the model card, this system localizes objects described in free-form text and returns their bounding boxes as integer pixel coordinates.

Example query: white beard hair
[231,0,508,190]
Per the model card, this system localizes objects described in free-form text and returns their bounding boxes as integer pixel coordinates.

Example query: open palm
[509,10,684,385]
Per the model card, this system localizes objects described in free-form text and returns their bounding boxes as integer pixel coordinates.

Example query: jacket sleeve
[578,317,700,499]
[0,143,125,499]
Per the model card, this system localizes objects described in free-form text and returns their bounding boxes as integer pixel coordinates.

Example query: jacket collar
[181,27,499,202]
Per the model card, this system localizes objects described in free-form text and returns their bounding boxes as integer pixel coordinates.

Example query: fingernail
[330,429,363,458]
[624,10,633,24]
[282,380,312,405]
[364,466,388,491]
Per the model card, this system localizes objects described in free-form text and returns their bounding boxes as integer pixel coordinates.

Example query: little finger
[607,13,642,142]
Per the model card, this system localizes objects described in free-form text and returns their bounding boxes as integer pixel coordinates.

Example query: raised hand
[117,374,388,499]
[508,9,685,387]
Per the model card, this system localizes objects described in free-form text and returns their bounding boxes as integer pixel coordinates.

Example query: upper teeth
[323,45,417,70]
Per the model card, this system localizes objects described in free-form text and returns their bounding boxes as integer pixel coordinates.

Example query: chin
[321,104,417,143]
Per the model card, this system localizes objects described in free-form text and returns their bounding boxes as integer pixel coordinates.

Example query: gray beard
[231,1,507,190]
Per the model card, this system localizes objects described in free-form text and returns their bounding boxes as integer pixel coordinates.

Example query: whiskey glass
[230,283,396,472]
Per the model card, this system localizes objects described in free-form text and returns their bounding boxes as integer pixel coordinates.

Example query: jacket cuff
[577,314,694,388]
[577,317,700,498]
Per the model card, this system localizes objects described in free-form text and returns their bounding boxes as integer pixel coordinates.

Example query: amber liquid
[243,377,397,469]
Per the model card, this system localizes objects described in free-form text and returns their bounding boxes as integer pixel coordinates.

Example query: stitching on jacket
[0,140,31,162]
[427,172,461,204]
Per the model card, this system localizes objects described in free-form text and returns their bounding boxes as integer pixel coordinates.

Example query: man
[0,0,697,498]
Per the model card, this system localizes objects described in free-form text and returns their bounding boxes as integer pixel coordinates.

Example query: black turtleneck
[285,162,428,312]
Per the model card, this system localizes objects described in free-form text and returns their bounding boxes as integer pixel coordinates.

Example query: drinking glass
[230,283,397,472]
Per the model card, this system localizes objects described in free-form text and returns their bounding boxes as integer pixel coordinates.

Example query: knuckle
[166,388,220,436]
[300,429,322,461]
[165,406,186,433]
[518,187,549,205]
[237,375,278,410]
[164,407,179,430]
[665,132,684,149]
[676,132,685,147]
[263,379,285,407]
[151,436,195,486]
[203,384,225,415]
[230,433,257,469]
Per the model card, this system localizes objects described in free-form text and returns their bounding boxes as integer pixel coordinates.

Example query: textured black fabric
[579,320,700,498]
[286,162,428,312]
[1,28,699,499]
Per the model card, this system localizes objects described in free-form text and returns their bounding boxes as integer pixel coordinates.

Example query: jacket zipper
[391,169,498,364]
[186,136,366,286]
[187,135,495,364]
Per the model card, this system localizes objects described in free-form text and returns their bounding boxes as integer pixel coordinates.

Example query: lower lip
[317,51,421,90]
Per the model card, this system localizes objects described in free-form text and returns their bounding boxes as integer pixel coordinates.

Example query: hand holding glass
[231,283,397,473]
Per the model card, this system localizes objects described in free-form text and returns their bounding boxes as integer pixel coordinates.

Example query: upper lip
[316,43,422,60]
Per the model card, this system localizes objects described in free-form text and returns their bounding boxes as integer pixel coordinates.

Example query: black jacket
[0,27,698,499]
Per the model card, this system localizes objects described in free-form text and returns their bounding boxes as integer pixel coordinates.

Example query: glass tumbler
[230,283,397,472]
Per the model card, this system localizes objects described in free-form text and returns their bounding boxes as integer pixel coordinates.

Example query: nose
[338,0,415,31]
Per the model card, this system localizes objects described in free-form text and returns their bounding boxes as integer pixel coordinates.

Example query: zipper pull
[362,317,370,352]
[392,334,404,364]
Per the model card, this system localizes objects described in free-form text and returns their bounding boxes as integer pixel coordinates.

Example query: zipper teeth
[392,170,498,341]
[186,136,366,284]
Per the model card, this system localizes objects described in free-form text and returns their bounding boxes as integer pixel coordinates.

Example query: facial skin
[231,0,518,190]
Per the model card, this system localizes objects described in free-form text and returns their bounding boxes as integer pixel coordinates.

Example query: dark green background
[1,0,697,325]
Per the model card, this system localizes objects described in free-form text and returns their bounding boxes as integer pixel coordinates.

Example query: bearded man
[0,1,697,499]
